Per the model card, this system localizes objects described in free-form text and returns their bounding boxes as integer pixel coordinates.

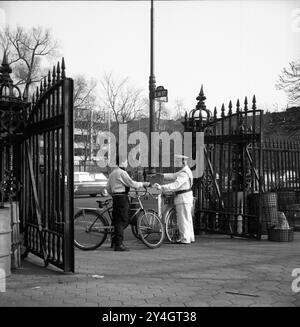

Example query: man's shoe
[114,244,129,251]
[176,240,191,244]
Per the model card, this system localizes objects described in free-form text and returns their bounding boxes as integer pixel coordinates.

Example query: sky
[0,0,300,116]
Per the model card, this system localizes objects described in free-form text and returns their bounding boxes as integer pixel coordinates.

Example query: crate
[268,228,294,242]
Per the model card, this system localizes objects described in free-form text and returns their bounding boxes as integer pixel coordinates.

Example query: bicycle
[164,205,181,243]
[74,187,165,250]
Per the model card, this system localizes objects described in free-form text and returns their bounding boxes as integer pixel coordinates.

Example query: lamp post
[148,0,156,175]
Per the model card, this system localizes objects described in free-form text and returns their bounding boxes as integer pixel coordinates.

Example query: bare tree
[276,61,300,105]
[74,74,98,111]
[172,98,187,120]
[142,97,170,131]
[0,25,59,97]
[156,101,170,131]
[73,75,105,168]
[100,72,146,125]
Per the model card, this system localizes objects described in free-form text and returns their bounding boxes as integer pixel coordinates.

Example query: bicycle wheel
[130,212,141,240]
[165,207,181,243]
[74,209,109,250]
[137,209,165,249]
[131,220,140,240]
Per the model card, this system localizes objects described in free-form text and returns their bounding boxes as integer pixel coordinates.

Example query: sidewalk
[0,232,299,307]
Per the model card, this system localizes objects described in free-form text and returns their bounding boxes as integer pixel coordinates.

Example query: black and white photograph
[0,0,299,316]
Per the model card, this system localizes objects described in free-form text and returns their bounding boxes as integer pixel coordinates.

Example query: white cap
[175,154,189,159]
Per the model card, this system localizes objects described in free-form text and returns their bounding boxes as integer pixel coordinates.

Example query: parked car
[74,172,108,197]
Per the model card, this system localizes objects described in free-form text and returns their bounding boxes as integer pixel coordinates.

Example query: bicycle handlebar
[129,186,160,199]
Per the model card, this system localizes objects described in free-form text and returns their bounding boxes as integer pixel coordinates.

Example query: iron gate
[19,59,74,272]
[184,87,264,239]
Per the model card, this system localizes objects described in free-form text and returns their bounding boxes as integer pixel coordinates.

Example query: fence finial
[52,65,56,85]
[48,70,51,88]
[228,100,232,115]
[43,76,47,92]
[236,99,240,112]
[214,106,217,119]
[221,103,225,117]
[40,80,43,96]
[196,84,206,104]
[61,57,66,79]
[252,95,256,110]
[56,61,61,80]
[244,96,248,111]
[0,51,13,84]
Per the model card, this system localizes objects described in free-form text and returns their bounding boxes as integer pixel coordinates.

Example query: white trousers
[175,203,195,243]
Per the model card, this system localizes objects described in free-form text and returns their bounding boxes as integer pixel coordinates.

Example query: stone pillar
[11,201,21,269]
[0,204,11,277]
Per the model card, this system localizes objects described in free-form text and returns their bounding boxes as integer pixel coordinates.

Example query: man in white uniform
[153,155,195,244]
[107,156,150,251]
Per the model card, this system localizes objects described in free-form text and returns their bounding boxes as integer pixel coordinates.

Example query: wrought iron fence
[261,139,300,192]
[19,59,74,272]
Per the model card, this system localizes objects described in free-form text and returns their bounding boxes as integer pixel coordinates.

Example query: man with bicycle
[153,154,195,244]
[107,155,150,251]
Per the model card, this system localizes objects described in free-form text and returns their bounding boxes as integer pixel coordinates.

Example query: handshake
[152,183,162,190]
[142,182,162,190]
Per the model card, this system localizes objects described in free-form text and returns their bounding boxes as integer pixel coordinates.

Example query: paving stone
[249,303,273,307]
[138,303,161,307]
[2,233,300,307]
[208,300,232,307]
[272,302,296,307]
[185,301,209,307]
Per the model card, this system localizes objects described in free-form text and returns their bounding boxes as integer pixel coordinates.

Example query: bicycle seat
[96,199,112,208]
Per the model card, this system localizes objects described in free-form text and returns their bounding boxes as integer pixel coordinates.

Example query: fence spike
[196,84,206,102]
[199,84,204,96]
[228,100,232,115]
[213,106,217,119]
[252,95,256,110]
[221,103,225,117]
[236,99,240,113]
[61,57,66,79]
[244,96,248,111]
[53,65,57,85]
[40,81,43,96]
[48,70,51,88]
[32,93,35,105]
[36,86,39,100]
[43,76,47,92]
[56,61,61,80]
